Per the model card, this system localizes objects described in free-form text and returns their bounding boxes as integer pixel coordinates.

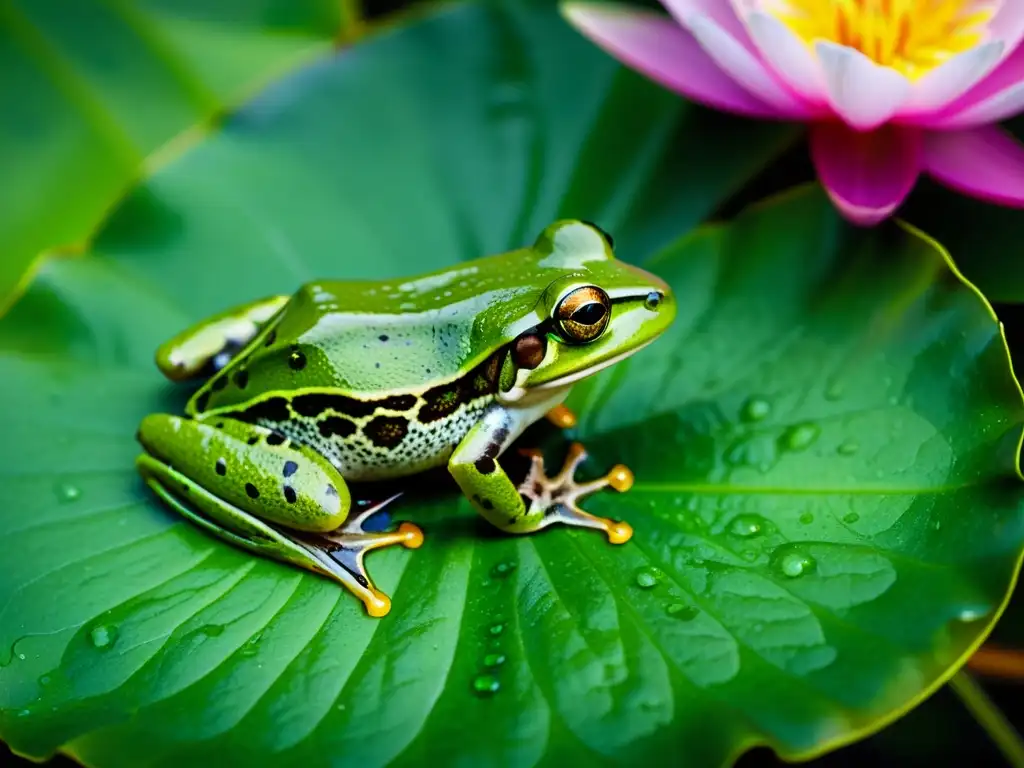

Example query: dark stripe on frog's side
[419,350,504,423]
[224,347,508,457]
[364,415,409,448]
[292,392,418,420]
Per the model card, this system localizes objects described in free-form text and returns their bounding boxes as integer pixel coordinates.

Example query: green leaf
[0,0,354,313]
[1,3,1021,767]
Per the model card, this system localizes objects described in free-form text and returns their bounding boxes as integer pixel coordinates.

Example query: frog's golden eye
[556,285,611,343]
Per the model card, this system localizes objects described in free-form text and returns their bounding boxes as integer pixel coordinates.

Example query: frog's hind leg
[156,294,289,382]
[136,413,422,617]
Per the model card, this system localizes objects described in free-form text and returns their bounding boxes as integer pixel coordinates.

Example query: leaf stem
[950,671,1024,768]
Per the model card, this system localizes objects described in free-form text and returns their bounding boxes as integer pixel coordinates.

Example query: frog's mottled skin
[136,221,676,617]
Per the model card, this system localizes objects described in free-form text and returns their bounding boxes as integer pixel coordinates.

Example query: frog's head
[499,220,676,402]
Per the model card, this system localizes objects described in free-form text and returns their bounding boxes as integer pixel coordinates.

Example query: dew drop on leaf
[741,396,771,422]
[634,567,661,589]
[774,549,816,578]
[490,561,517,579]
[241,632,263,657]
[837,439,859,456]
[843,512,860,524]
[483,653,506,668]
[472,674,501,697]
[825,381,844,401]
[799,512,814,525]
[488,622,505,637]
[957,606,991,622]
[89,624,117,650]
[56,483,81,502]
[779,423,819,451]
[729,515,763,538]
[666,603,698,621]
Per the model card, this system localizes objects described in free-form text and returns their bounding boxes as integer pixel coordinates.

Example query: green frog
[136,220,676,617]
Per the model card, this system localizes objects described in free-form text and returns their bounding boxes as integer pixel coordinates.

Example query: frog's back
[188,254,545,480]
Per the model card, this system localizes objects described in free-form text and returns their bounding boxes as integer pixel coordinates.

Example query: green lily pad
[1,3,1023,767]
[0,0,353,312]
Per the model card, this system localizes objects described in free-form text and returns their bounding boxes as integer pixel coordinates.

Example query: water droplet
[774,548,816,578]
[957,606,990,622]
[57,483,81,502]
[16,709,30,719]
[729,515,763,538]
[741,550,757,562]
[241,632,263,657]
[200,624,225,638]
[472,674,501,697]
[934,520,943,531]
[666,603,698,621]
[741,397,772,422]
[38,674,52,688]
[843,512,860,524]
[483,653,506,668]
[488,623,505,637]
[491,561,517,579]
[89,624,117,650]
[837,440,859,456]
[825,381,844,401]
[799,512,814,525]
[634,567,661,589]
[780,423,819,451]
[17,652,25,661]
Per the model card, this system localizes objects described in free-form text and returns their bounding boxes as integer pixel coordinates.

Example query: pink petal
[929,43,1024,128]
[743,11,827,104]
[901,42,1003,114]
[658,0,753,51]
[989,0,1024,58]
[810,122,922,226]
[816,42,910,130]
[561,3,788,118]
[922,126,1024,206]
[685,13,811,116]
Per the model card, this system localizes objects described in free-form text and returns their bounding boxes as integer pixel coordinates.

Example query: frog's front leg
[448,397,633,543]
[135,414,421,617]
[156,295,290,382]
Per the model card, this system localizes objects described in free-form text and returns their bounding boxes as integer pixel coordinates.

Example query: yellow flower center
[772,0,996,79]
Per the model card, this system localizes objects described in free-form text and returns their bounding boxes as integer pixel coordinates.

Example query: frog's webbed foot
[304,499,423,618]
[516,442,634,544]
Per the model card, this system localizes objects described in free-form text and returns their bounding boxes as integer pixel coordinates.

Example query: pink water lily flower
[563,0,1024,225]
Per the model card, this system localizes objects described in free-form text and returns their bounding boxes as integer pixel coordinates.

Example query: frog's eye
[555,285,611,343]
